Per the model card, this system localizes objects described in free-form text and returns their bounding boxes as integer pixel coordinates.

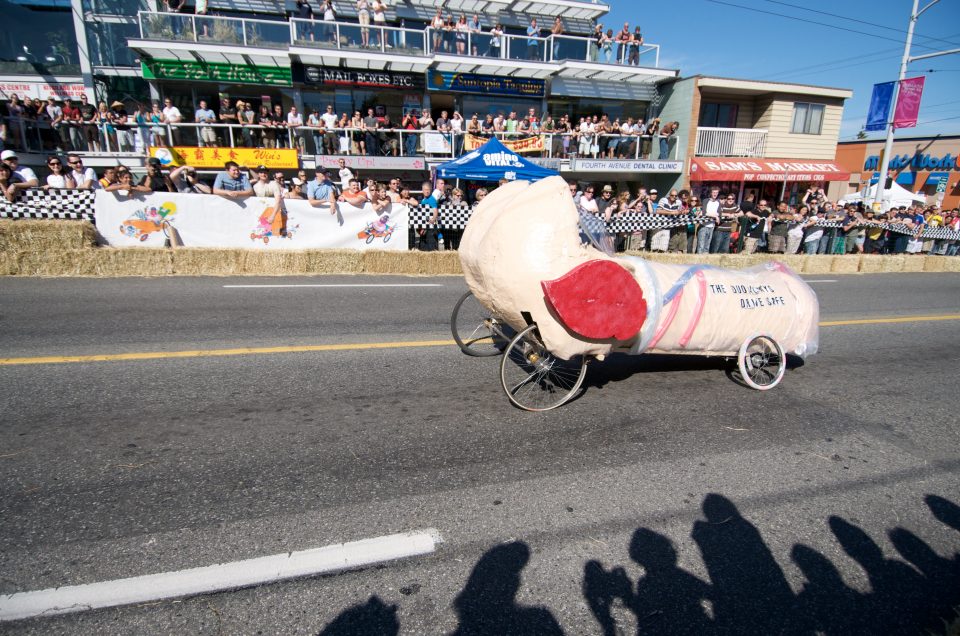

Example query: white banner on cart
[94,191,409,250]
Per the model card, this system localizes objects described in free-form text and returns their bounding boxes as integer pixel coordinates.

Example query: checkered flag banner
[407,203,475,230]
[817,220,960,240]
[0,189,96,221]
[606,212,703,233]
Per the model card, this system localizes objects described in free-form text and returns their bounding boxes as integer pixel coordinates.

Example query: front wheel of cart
[737,334,786,390]
[450,291,505,357]
[500,324,588,411]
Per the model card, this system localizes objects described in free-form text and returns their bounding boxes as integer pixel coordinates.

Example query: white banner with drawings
[94,191,408,250]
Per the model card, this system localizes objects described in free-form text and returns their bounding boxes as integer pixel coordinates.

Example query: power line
[704,0,949,53]
[759,0,960,49]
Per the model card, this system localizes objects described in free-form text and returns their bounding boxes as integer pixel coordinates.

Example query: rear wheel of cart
[500,324,588,411]
[737,334,786,390]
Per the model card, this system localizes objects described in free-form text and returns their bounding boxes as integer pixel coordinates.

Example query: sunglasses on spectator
[69,160,82,165]
[48,161,61,166]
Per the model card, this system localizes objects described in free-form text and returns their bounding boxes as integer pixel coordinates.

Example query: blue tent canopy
[435,137,559,182]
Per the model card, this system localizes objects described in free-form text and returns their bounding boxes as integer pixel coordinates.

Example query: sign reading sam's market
[294,65,423,90]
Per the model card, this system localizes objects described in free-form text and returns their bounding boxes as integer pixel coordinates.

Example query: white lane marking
[0,529,442,622]
[805,279,838,283]
[223,284,445,288]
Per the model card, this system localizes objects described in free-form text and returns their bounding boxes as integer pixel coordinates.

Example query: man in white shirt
[1,150,39,193]
[698,186,722,253]
[337,157,354,192]
[162,98,183,145]
[66,154,98,189]
[287,106,305,153]
[320,104,339,154]
[163,97,183,146]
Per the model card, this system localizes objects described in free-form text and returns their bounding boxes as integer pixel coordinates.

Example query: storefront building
[835,136,960,209]
[656,75,853,202]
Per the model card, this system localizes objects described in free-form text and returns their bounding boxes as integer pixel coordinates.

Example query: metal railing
[695,127,768,158]
[3,117,680,162]
[136,12,661,67]
[138,11,290,48]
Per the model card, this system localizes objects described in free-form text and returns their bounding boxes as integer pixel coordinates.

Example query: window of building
[699,102,738,128]
[0,0,80,75]
[791,102,825,135]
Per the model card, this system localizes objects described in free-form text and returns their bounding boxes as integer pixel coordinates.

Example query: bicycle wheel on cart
[737,334,786,390]
[450,291,505,357]
[499,324,588,412]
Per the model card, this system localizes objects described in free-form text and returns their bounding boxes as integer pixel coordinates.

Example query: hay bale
[831,255,861,274]
[879,255,905,272]
[309,250,363,274]
[0,220,97,253]
[362,250,418,274]
[241,250,317,275]
[942,256,960,273]
[777,255,805,273]
[802,255,833,274]
[416,250,462,275]
[859,255,885,273]
[10,247,174,276]
[922,255,947,272]
[901,255,925,272]
[172,249,246,276]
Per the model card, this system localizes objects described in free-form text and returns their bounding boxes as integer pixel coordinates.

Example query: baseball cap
[649,188,658,194]
[256,165,268,172]
[291,177,304,186]
[1,150,17,161]
[602,185,613,193]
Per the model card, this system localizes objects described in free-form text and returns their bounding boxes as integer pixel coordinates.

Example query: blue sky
[602,0,960,141]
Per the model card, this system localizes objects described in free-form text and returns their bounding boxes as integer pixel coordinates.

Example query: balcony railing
[695,127,768,158]
[3,117,680,162]
[136,12,661,67]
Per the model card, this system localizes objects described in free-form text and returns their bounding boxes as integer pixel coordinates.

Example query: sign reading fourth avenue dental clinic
[293,65,423,89]
[572,159,684,173]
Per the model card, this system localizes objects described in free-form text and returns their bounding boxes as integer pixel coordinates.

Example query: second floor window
[699,103,738,128]
[791,102,825,135]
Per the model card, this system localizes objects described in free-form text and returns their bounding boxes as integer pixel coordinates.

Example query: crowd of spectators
[3,145,957,257]
[1,95,678,162]
[572,182,960,256]
[160,0,651,66]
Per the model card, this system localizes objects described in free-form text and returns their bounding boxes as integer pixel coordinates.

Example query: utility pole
[873,0,959,210]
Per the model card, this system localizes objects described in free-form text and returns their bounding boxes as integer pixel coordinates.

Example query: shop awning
[895,171,916,186]
[689,157,851,182]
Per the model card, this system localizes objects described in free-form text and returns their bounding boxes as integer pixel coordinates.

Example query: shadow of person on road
[317,595,399,636]
[791,542,868,635]
[926,494,960,533]
[450,541,564,636]
[691,493,795,635]
[829,515,930,633]
[628,528,714,635]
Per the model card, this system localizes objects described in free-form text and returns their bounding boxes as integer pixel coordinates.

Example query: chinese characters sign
[150,147,300,169]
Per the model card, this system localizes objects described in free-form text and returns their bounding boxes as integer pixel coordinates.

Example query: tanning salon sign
[294,65,424,90]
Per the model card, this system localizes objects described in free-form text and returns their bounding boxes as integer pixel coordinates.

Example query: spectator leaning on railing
[213,161,254,199]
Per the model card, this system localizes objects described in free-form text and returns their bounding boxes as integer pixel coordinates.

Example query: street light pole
[871,0,960,210]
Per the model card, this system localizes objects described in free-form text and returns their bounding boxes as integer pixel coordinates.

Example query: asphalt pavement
[1,273,959,634]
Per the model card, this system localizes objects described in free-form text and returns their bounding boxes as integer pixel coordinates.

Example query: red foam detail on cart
[541,260,646,341]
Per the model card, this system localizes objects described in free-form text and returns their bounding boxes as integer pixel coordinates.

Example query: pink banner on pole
[893,76,925,129]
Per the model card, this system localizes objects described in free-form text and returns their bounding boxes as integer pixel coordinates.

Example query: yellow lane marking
[2,314,960,366]
[0,340,457,366]
[819,314,960,327]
